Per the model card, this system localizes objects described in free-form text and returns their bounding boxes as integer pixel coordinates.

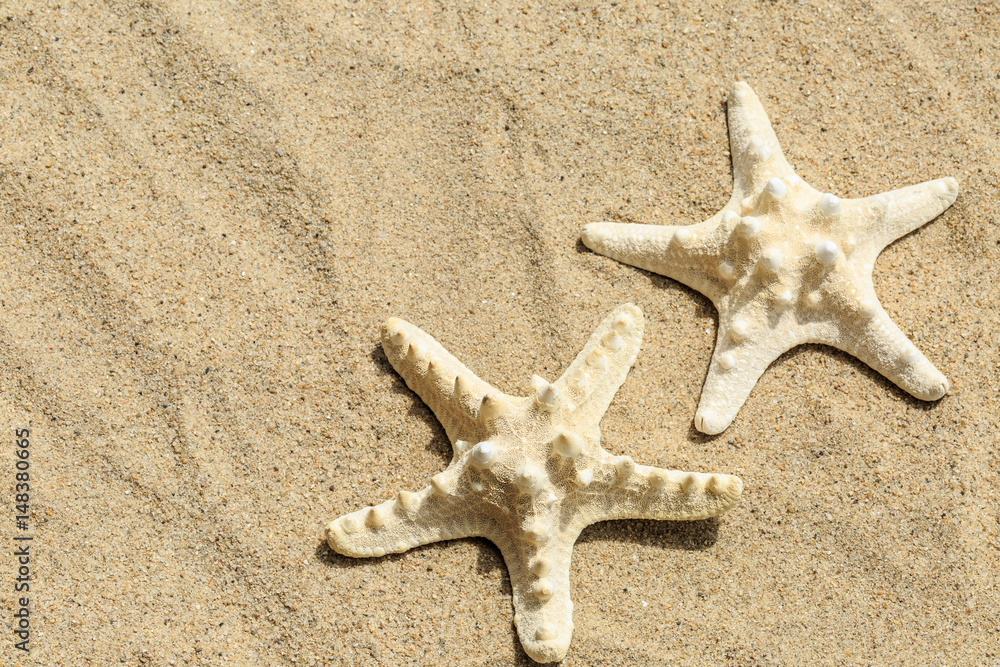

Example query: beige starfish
[582,82,957,435]
[326,304,743,663]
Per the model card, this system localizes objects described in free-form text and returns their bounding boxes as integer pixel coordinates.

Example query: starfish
[582,82,957,435]
[326,304,743,663]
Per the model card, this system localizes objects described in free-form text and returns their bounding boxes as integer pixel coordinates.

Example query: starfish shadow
[315,536,542,664]
[646,273,719,323]
[315,514,716,665]
[469,544,543,666]
[578,516,720,551]
[315,534,504,570]
[682,340,945,440]
[781,343,946,413]
[679,327,943,442]
[577,237,718,316]
[684,420,722,446]
[367,343,453,464]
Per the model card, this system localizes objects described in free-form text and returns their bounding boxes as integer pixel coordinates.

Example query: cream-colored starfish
[326,304,743,663]
[582,82,957,435]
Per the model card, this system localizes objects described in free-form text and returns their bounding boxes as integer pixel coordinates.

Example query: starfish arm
[850,177,958,259]
[821,303,949,401]
[382,317,502,450]
[727,81,795,195]
[579,459,743,524]
[496,535,578,663]
[694,327,790,434]
[326,483,481,558]
[581,221,724,302]
[552,303,643,431]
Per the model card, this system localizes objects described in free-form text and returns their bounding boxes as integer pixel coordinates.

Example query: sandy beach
[1,1,997,664]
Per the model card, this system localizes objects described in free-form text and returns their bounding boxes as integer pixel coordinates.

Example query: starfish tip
[522,630,573,663]
[694,408,730,435]
[325,520,350,554]
[937,176,959,204]
[610,302,643,332]
[381,316,404,334]
[924,374,950,401]
[722,475,744,503]
[380,318,410,350]
[729,80,752,100]
[580,223,606,250]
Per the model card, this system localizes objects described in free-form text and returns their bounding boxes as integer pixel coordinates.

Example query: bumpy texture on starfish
[326,304,743,663]
[582,82,957,435]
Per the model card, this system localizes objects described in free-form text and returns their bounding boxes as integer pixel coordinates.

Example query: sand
[0,1,997,665]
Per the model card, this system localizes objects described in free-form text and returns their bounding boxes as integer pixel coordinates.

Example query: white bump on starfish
[517,465,548,494]
[754,141,771,162]
[480,394,509,422]
[679,473,698,493]
[536,623,558,641]
[602,330,624,351]
[431,472,452,496]
[530,557,552,577]
[612,314,632,333]
[615,455,637,478]
[815,240,839,265]
[736,216,760,237]
[532,578,555,600]
[760,247,783,272]
[581,82,957,434]
[719,353,737,371]
[524,520,549,544]
[366,504,388,530]
[729,320,750,343]
[764,176,787,200]
[471,441,497,468]
[326,305,743,662]
[586,347,607,370]
[535,382,562,412]
[552,431,583,458]
[398,489,419,510]
[819,193,842,217]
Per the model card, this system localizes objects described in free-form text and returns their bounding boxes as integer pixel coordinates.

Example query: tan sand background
[1,0,998,664]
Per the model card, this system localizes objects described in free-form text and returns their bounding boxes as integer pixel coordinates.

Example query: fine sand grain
[1,1,997,665]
